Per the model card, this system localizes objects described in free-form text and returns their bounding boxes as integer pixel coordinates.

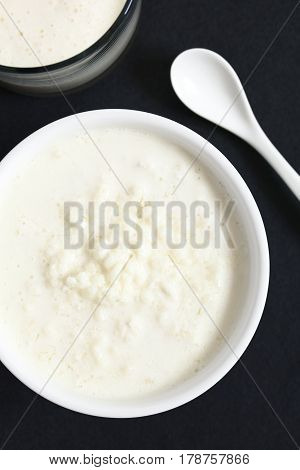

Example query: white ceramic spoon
[171,48,300,200]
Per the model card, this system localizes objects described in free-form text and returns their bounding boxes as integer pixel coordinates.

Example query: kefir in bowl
[0,110,269,417]
[0,0,141,94]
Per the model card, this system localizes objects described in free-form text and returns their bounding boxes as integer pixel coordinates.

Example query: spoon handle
[249,125,300,200]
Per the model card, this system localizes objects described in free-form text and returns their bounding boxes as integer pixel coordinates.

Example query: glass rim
[0,0,137,74]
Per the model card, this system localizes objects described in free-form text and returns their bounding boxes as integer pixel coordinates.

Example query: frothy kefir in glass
[0,0,127,67]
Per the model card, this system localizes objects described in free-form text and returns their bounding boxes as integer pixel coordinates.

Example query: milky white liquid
[0,0,127,67]
[0,126,248,400]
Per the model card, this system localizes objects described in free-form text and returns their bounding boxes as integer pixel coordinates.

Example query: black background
[0,0,299,450]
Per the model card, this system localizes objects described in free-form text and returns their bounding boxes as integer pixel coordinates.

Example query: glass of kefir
[0,0,142,94]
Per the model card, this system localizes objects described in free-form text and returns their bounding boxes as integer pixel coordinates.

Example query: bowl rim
[0,0,138,74]
[0,109,270,418]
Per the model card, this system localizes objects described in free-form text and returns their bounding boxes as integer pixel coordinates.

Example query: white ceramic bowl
[0,109,269,417]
